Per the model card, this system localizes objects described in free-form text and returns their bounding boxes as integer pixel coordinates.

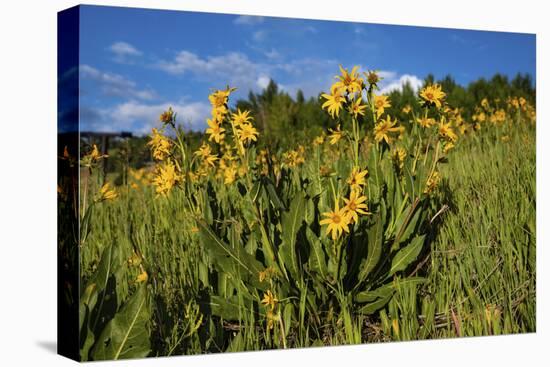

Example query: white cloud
[353,25,364,35]
[253,30,267,42]
[157,50,344,100]
[379,73,423,94]
[158,50,435,102]
[256,75,271,89]
[108,41,142,63]
[245,42,283,61]
[156,51,204,74]
[264,48,281,60]
[234,15,265,25]
[305,26,318,34]
[80,64,156,100]
[83,99,211,135]
[110,41,142,56]
[110,100,210,133]
[157,51,265,93]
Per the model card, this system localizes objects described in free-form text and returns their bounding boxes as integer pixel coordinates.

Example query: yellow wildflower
[492,109,506,124]
[266,309,279,330]
[458,123,469,135]
[98,182,118,202]
[424,171,441,194]
[328,124,343,145]
[416,116,436,128]
[373,95,391,118]
[259,267,277,283]
[420,84,446,108]
[205,118,226,144]
[127,252,142,267]
[313,134,325,146]
[320,201,351,241]
[402,104,412,114]
[223,164,238,184]
[194,143,213,159]
[392,147,407,170]
[135,270,148,283]
[508,97,519,109]
[231,109,253,127]
[188,171,199,183]
[152,160,182,196]
[211,105,228,121]
[237,123,259,144]
[204,154,219,167]
[474,111,486,123]
[283,149,305,168]
[208,86,235,109]
[349,97,367,118]
[147,128,171,161]
[347,166,368,192]
[334,65,363,94]
[321,86,345,118]
[261,290,278,310]
[438,121,458,143]
[443,142,455,154]
[159,107,175,126]
[343,190,370,223]
[374,115,401,145]
[88,144,108,162]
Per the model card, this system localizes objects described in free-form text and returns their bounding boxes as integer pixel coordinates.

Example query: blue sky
[76,5,536,135]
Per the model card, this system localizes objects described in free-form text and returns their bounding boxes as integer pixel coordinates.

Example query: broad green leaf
[79,283,98,332]
[356,284,394,303]
[197,220,264,288]
[404,166,416,198]
[84,244,121,333]
[396,206,424,247]
[202,188,213,225]
[389,235,426,276]
[283,303,294,336]
[263,177,286,210]
[305,227,327,279]
[91,285,150,361]
[304,198,315,225]
[80,203,94,244]
[279,193,306,280]
[250,179,262,202]
[356,277,427,315]
[355,277,427,302]
[391,201,424,251]
[83,244,119,296]
[357,215,383,284]
[357,291,394,315]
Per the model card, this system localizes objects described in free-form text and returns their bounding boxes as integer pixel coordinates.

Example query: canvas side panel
[57,5,80,362]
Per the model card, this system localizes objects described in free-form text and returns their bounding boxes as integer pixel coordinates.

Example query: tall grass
[388,124,536,340]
